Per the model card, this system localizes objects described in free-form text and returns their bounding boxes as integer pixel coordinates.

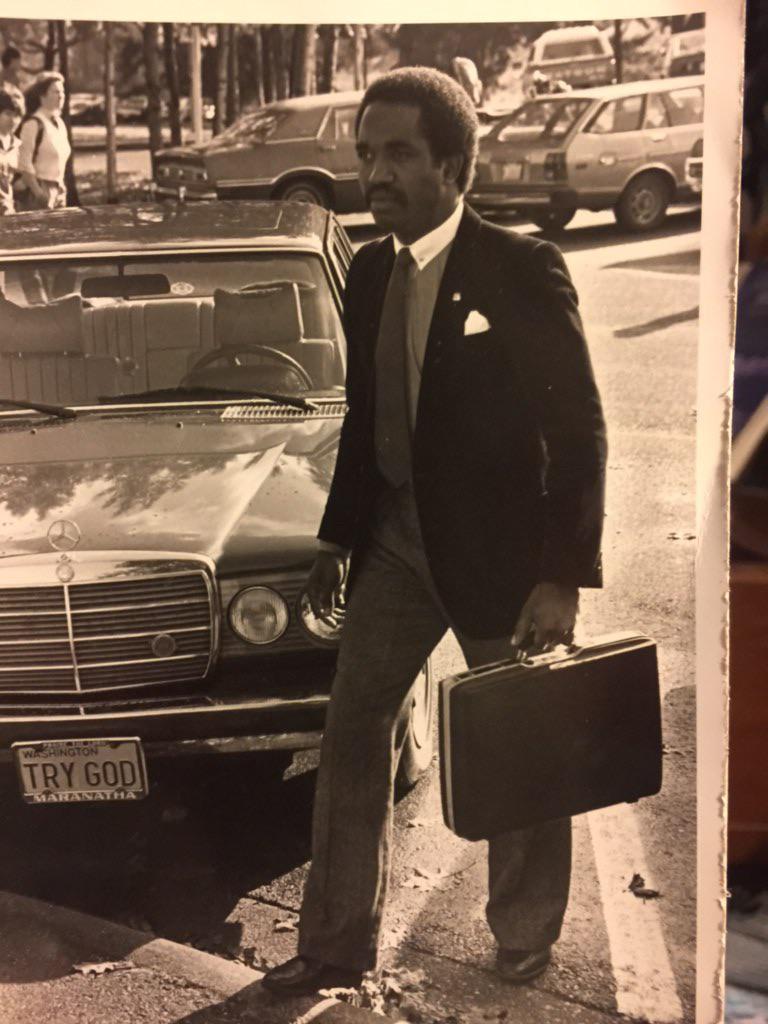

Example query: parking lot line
[587,803,684,1023]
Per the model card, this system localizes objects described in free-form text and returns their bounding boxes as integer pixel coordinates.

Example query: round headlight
[229,587,289,645]
[297,591,344,645]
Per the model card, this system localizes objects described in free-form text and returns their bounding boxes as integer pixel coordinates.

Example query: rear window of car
[584,95,644,134]
[539,38,608,60]
[663,86,704,127]
[217,105,327,144]
[496,98,592,141]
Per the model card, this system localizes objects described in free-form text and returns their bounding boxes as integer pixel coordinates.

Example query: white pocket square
[463,309,491,335]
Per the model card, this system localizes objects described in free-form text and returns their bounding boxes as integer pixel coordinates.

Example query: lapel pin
[452,292,461,302]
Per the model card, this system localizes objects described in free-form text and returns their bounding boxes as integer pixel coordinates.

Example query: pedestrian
[263,66,607,997]
[0,46,25,116]
[0,92,22,215]
[17,71,70,211]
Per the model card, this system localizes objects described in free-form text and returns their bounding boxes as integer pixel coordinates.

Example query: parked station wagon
[0,201,433,805]
[153,92,366,213]
[468,75,704,232]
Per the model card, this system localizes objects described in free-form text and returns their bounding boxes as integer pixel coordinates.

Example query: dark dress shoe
[496,946,551,984]
[261,955,363,997]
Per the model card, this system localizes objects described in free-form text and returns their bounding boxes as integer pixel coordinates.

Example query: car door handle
[598,154,617,167]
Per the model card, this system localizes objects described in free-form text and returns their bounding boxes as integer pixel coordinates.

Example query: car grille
[0,572,215,695]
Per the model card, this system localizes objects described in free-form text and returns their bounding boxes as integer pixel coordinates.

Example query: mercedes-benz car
[0,201,433,805]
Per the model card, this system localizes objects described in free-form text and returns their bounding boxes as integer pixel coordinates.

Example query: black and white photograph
[0,2,740,1022]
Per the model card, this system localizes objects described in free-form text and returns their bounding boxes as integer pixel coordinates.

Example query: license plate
[12,738,148,804]
[501,162,523,182]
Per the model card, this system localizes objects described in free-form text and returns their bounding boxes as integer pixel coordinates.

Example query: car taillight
[544,152,567,182]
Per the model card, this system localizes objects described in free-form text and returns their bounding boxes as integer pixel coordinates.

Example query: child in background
[0,92,22,215]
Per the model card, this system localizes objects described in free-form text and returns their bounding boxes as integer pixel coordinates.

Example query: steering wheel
[182,343,314,391]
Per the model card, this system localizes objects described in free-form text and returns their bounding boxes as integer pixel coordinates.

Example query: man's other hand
[307,550,348,626]
[511,582,579,650]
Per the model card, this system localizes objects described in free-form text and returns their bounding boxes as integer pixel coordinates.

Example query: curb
[0,891,392,1023]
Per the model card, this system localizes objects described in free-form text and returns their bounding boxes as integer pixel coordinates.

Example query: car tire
[277,178,331,208]
[528,207,576,234]
[614,172,673,233]
[395,661,436,796]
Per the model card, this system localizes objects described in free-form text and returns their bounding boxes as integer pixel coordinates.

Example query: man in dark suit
[264,67,606,997]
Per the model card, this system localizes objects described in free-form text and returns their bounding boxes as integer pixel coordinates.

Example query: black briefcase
[438,632,662,840]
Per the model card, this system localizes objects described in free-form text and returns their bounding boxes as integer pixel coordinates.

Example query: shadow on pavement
[614,306,699,339]
[0,753,317,952]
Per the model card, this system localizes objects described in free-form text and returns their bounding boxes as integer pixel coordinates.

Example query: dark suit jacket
[318,205,607,638]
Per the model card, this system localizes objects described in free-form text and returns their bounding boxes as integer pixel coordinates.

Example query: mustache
[365,186,406,206]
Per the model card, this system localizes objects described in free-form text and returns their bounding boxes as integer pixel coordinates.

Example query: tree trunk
[251,27,266,107]
[142,23,163,171]
[214,23,229,134]
[45,21,56,70]
[290,25,316,97]
[55,21,80,206]
[353,25,366,89]
[319,25,339,93]
[104,22,118,203]
[269,25,288,99]
[613,20,623,84]
[162,22,182,147]
[189,24,204,145]
[226,24,239,125]
[260,26,273,103]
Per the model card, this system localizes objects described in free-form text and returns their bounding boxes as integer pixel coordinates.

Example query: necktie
[375,247,414,488]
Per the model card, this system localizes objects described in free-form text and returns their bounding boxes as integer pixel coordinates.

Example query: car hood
[0,411,341,574]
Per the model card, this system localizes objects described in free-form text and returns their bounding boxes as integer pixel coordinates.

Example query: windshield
[0,251,346,410]
[496,98,592,141]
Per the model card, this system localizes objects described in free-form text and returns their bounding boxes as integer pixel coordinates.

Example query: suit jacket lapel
[362,237,396,358]
[422,204,483,367]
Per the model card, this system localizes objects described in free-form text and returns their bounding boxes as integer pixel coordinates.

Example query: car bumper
[152,182,218,201]
[0,659,335,760]
[685,159,703,195]
[467,186,579,212]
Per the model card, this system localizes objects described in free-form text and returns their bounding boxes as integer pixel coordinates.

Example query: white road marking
[588,803,684,1023]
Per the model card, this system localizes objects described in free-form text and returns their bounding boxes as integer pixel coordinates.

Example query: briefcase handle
[515,631,653,665]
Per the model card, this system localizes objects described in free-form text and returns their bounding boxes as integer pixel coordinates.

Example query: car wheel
[395,661,436,795]
[528,207,576,234]
[278,178,331,208]
[614,172,672,233]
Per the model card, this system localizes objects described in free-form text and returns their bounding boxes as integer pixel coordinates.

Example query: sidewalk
[0,891,378,1024]
[0,891,629,1024]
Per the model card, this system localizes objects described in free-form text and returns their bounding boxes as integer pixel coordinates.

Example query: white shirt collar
[392,201,464,271]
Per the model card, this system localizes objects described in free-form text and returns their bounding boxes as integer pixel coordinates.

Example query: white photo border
[9,2,742,1021]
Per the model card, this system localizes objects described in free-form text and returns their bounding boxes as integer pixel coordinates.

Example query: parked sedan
[0,201,433,805]
[468,75,704,233]
[153,91,365,212]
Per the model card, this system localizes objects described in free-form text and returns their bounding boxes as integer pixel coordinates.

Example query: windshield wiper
[0,397,77,420]
[97,386,317,412]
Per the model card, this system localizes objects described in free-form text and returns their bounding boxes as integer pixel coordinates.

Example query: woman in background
[17,71,70,210]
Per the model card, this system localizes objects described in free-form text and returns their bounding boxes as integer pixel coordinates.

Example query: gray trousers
[298,483,571,971]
